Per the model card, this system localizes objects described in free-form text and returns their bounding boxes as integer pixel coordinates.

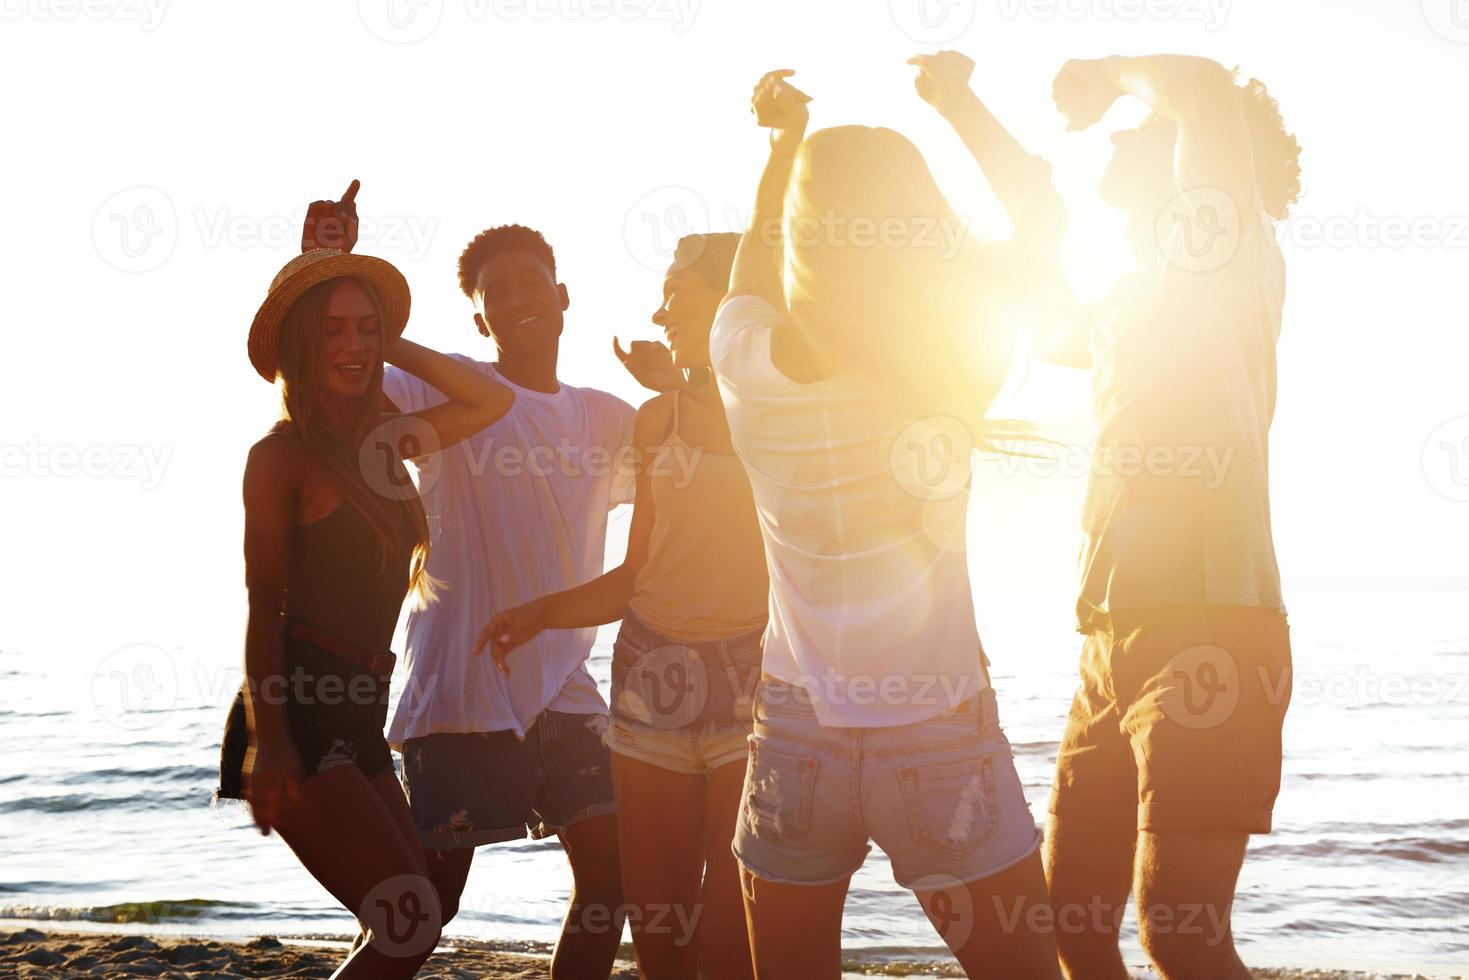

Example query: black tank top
[282,499,413,653]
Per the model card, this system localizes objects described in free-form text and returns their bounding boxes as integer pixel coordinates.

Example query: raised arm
[911,50,1067,257]
[385,338,514,453]
[473,397,669,672]
[727,70,811,310]
[912,51,1086,367]
[1054,55,1256,220]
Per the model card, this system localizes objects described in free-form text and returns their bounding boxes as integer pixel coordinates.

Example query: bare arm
[914,51,1086,367]
[386,338,514,453]
[1055,55,1255,220]
[912,51,1067,257]
[727,70,811,309]
[473,397,671,671]
[240,435,302,834]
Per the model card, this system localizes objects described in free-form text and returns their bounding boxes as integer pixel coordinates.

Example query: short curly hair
[1235,71,1302,221]
[457,224,557,298]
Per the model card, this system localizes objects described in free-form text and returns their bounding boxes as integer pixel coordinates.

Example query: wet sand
[0,928,1459,978]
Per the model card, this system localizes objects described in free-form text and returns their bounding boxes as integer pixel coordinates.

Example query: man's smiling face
[472,248,568,356]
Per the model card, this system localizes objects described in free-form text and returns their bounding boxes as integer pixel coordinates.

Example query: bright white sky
[2,0,1466,660]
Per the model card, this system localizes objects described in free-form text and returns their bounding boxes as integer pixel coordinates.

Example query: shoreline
[1,928,1462,979]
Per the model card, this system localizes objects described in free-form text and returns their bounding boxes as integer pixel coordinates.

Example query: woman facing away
[217,181,515,979]
[476,233,767,980]
[708,57,1066,979]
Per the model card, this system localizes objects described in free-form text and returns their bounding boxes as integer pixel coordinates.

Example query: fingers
[492,647,511,676]
[612,337,629,364]
[474,616,505,655]
[341,179,360,205]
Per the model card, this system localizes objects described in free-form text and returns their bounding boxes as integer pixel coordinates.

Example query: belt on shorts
[757,672,981,714]
[285,619,397,678]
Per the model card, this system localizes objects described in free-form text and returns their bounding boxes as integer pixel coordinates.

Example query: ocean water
[1,583,1466,976]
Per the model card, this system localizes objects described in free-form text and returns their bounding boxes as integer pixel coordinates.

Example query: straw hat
[248,249,411,383]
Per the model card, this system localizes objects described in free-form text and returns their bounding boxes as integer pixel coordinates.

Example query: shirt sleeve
[710,294,784,386]
[382,365,425,414]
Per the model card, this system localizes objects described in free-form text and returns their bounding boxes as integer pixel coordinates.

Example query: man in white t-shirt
[382,224,635,977]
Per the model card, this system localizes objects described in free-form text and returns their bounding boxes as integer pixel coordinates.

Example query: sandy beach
[2,928,1461,979]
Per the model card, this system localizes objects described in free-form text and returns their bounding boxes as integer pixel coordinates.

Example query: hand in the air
[909,50,977,115]
[1052,59,1123,132]
[614,337,686,393]
[302,179,360,252]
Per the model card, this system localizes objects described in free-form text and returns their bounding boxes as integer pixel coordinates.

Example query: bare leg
[424,845,475,926]
[1044,815,1137,979]
[610,754,705,979]
[697,761,756,980]
[556,812,625,980]
[740,867,850,980]
[1134,830,1252,980]
[915,849,1061,979]
[272,765,441,980]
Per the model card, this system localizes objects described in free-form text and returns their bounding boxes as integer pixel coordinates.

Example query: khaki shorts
[1049,605,1292,834]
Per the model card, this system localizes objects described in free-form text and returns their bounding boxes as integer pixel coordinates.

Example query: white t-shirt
[710,295,987,729]
[384,358,636,741]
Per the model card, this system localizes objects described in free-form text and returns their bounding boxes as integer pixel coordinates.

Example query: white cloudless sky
[2,0,1466,661]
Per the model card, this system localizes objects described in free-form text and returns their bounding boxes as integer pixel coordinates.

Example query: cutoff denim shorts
[733,676,1043,890]
[605,608,763,775]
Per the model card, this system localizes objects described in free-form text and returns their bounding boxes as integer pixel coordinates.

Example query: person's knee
[360,872,445,967]
[1135,902,1237,974]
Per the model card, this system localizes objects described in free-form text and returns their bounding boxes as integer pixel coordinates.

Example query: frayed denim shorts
[733,676,1042,890]
[605,608,763,775]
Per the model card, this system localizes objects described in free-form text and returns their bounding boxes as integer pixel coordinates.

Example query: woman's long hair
[276,277,433,602]
[782,125,1021,437]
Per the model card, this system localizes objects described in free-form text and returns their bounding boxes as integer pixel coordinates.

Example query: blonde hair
[782,126,1018,434]
[276,277,435,602]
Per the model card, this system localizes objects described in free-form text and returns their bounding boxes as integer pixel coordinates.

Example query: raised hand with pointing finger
[301,179,360,253]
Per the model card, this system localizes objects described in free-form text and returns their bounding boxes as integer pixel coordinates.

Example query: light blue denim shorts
[604,609,763,775]
[732,676,1043,890]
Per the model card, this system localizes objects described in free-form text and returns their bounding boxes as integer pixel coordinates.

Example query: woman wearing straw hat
[218,181,514,978]
[711,57,1064,978]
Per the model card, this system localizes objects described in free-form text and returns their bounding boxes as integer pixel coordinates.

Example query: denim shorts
[399,709,616,850]
[217,635,393,801]
[733,677,1042,890]
[605,609,763,775]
